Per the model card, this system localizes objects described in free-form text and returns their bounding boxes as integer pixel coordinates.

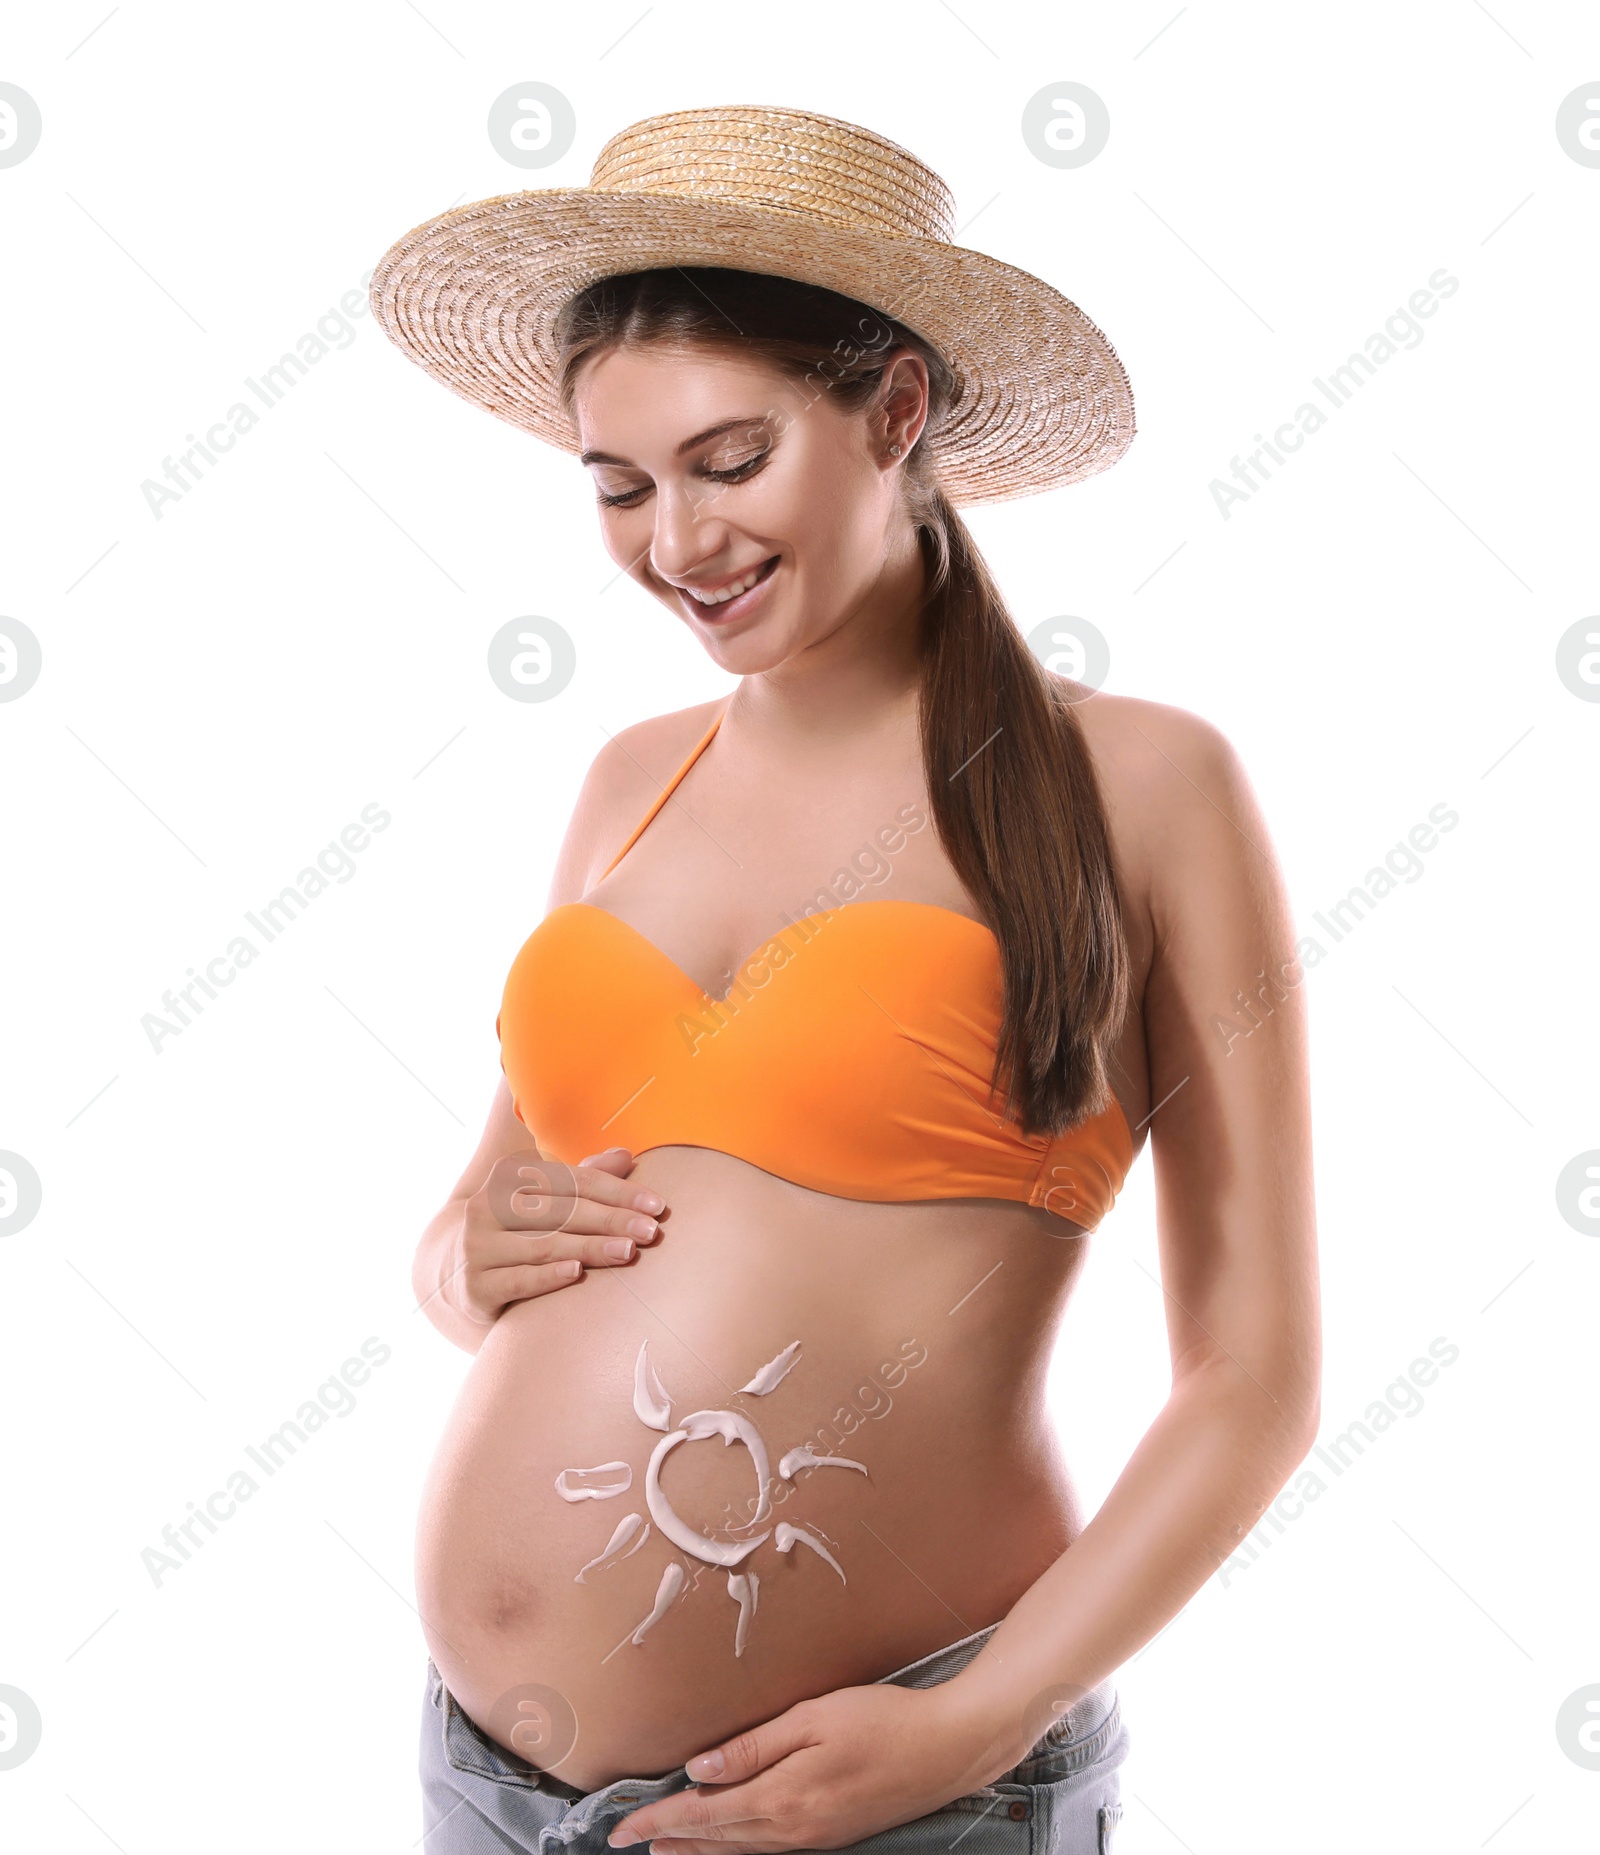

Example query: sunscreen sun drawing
[553,1339,867,1657]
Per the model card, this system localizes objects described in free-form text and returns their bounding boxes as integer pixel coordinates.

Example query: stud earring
[888,441,903,457]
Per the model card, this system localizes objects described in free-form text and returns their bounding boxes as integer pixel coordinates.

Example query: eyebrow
[578,416,772,469]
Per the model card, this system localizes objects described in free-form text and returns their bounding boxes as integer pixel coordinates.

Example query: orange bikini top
[497,703,1133,1231]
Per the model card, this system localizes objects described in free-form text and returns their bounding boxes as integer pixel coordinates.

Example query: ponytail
[914,490,1128,1134]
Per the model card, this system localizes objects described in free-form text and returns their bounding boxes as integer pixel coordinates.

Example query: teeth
[686,561,769,605]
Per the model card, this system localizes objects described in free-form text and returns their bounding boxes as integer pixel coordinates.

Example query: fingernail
[627,1216,658,1239]
[605,1239,635,1261]
[688,1748,724,1777]
[608,1831,640,1847]
[635,1192,666,1214]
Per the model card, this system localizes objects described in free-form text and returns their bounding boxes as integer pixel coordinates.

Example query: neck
[728,521,928,747]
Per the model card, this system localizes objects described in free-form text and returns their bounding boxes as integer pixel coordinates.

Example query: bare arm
[411,1074,668,1354]
[932,706,1322,1775]
[411,717,713,1352]
[412,1075,540,1356]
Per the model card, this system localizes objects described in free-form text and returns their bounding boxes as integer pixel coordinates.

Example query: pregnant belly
[417,1148,1086,1791]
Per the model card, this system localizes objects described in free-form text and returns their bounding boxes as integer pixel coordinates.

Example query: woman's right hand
[444,1147,666,1328]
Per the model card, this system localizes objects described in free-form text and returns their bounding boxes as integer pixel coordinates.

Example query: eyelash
[597,450,770,509]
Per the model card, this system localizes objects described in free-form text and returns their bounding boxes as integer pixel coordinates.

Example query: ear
[878,349,930,460]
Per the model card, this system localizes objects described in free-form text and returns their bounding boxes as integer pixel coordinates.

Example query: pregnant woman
[372,106,1319,1854]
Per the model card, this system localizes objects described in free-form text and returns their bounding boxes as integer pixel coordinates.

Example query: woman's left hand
[606,1680,1004,1853]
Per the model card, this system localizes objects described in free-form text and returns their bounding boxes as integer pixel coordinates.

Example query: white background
[2,3,1596,1850]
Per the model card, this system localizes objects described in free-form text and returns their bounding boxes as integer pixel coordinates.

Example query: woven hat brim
[370,190,1135,506]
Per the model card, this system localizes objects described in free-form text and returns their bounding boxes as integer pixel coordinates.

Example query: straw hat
[369,104,1134,505]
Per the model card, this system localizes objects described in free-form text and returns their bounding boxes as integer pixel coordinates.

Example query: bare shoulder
[545,697,728,908]
[1060,679,1247,813]
[588,696,727,814]
[1050,677,1273,926]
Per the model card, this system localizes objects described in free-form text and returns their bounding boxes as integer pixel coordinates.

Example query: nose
[648,478,728,585]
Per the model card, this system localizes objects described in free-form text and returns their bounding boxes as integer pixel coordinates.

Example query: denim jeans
[420,1622,1128,1853]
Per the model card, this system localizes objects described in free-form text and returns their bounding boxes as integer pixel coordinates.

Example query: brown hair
[555,267,1128,1136]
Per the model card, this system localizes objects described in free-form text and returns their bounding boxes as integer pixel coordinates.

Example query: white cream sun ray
[777,1444,867,1479]
[737,1340,802,1396]
[633,1341,673,1430]
[573,1511,651,1583]
[726,1570,759,1657]
[644,1412,773,1566]
[629,1560,685,1644]
[554,1460,633,1501]
[774,1521,847,1582]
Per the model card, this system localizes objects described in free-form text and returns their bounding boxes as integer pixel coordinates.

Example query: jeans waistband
[873,1620,1002,1690]
[875,1620,1117,1753]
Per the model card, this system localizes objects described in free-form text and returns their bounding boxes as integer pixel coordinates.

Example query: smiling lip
[673,555,780,625]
